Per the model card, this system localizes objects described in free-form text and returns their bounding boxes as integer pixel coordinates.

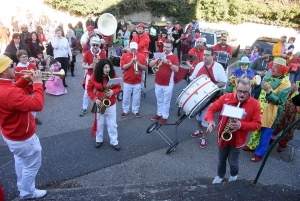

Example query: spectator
[94,13,101,29]
[5,33,31,64]
[192,18,199,30]
[127,20,136,33]
[156,29,169,53]
[85,14,95,29]
[36,25,47,44]
[20,24,31,44]
[249,44,260,63]
[0,21,10,54]
[240,46,251,59]
[117,18,127,33]
[66,29,78,77]
[171,21,184,61]
[117,25,130,48]
[11,16,19,33]
[51,27,72,87]
[129,30,138,41]
[180,30,193,55]
[38,11,51,30]
[149,21,159,58]
[75,21,84,53]
[288,53,300,84]
[58,22,65,37]
[26,31,44,58]
[272,34,291,61]
[192,28,201,48]
[68,23,76,36]
[165,21,173,41]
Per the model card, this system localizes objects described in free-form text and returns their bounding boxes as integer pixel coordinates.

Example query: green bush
[44,0,300,27]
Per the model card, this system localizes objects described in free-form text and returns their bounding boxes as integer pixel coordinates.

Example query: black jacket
[5,41,31,63]
[251,57,273,74]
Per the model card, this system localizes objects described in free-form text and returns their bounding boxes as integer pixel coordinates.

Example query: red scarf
[175,26,182,31]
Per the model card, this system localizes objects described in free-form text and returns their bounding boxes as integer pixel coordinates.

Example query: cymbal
[183,54,199,60]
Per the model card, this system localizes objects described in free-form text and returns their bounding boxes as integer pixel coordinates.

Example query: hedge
[44,0,300,27]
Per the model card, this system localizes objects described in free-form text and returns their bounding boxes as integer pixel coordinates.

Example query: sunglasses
[241,63,248,66]
[92,44,99,47]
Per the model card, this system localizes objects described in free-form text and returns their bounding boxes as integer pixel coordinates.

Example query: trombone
[133,54,140,75]
[15,69,65,81]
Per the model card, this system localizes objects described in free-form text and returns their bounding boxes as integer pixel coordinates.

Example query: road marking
[228,60,238,69]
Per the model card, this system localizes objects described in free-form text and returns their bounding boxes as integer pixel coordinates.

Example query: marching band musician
[205,79,261,184]
[190,47,227,148]
[149,41,179,124]
[79,34,106,117]
[186,37,205,75]
[15,49,42,125]
[213,35,233,59]
[120,42,147,118]
[0,54,47,199]
[156,29,170,53]
[86,58,121,150]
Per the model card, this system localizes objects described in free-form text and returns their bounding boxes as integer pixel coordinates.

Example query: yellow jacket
[272,42,292,63]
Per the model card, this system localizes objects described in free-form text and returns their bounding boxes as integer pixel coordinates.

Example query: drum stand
[146,114,188,154]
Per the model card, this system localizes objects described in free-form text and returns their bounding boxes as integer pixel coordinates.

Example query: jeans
[217,145,241,178]
[2,134,42,198]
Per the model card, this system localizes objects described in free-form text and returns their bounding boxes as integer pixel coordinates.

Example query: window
[200,32,214,45]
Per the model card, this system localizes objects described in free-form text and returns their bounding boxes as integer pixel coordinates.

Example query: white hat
[281,34,287,38]
[130,42,138,50]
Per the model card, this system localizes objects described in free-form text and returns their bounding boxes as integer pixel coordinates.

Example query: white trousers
[122,83,141,114]
[195,103,212,127]
[155,83,174,119]
[2,134,42,198]
[82,74,91,110]
[96,104,119,145]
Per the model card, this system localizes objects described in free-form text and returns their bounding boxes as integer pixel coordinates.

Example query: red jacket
[87,74,121,106]
[0,78,44,141]
[205,93,261,148]
[120,52,146,84]
[187,46,205,74]
[131,33,150,58]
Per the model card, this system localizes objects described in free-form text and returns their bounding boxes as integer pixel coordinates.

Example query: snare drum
[176,75,220,118]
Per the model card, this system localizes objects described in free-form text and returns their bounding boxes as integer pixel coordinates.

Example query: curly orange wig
[268,61,289,75]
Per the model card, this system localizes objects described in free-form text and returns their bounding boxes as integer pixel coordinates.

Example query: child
[288,52,300,84]
[45,59,67,95]
[156,29,169,52]
[35,51,46,71]
[15,50,42,125]
[249,44,260,63]
[114,33,123,56]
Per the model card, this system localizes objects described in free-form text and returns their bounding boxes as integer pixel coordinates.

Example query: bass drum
[176,75,220,118]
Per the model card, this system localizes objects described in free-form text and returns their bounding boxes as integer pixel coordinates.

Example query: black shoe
[79,109,87,116]
[35,118,42,125]
[71,73,75,77]
[63,83,68,87]
[111,144,120,151]
[95,142,103,148]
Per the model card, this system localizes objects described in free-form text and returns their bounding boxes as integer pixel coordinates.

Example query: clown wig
[268,61,289,75]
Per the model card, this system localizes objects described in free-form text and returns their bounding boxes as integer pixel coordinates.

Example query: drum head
[189,89,221,118]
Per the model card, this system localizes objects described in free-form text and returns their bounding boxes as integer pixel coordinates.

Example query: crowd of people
[1,11,300,200]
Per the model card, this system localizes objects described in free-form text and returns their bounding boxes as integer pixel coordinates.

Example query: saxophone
[99,74,112,114]
[221,102,241,141]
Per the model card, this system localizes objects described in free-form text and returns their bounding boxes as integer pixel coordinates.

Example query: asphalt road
[2,51,298,200]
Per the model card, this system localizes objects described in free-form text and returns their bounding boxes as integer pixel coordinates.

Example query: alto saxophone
[221,102,241,141]
[154,51,166,72]
[133,53,140,75]
[99,75,111,114]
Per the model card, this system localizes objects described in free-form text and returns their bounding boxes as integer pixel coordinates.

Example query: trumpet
[15,69,65,81]
[133,54,140,75]
[154,51,166,72]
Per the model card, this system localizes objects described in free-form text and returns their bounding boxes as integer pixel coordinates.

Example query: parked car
[250,36,280,56]
[199,28,240,57]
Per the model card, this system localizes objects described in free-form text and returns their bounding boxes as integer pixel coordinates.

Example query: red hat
[87,26,94,31]
[137,23,145,28]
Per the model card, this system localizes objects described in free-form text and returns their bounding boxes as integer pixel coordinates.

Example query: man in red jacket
[120,42,147,118]
[0,55,47,199]
[149,41,179,124]
[205,79,261,184]
[186,37,205,75]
